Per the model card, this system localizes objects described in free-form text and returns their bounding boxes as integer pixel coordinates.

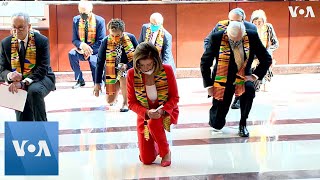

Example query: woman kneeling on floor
[127,42,179,167]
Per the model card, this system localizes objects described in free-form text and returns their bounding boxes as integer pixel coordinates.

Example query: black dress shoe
[238,125,249,137]
[120,108,129,112]
[72,80,85,89]
[231,99,240,109]
[120,105,129,112]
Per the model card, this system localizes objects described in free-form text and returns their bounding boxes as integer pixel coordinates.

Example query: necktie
[19,41,26,72]
[84,20,89,43]
[233,46,243,70]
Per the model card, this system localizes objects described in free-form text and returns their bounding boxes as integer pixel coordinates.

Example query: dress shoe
[231,99,240,109]
[238,125,249,137]
[120,104,129,112]
[72,80,85,89]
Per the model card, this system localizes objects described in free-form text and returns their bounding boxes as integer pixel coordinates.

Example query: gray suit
[138,23,176,73]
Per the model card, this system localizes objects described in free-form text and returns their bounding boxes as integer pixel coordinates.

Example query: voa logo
[12,140,51,157]
[5,122,59,175]
[289,6,315,18]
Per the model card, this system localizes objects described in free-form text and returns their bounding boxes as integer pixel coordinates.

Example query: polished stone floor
[1,73,320,179]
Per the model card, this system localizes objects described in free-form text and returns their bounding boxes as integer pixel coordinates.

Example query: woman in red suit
[127,42,179,167]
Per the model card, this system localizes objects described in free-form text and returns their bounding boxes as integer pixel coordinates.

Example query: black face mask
[80,13,89,20]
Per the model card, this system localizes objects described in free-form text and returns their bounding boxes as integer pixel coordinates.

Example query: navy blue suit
[69,14,106,82]
[138,24,176,73]
[95,33,138,84]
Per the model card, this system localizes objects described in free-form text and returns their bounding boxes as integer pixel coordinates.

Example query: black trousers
[209,81,256,129]
[15,76,55,121]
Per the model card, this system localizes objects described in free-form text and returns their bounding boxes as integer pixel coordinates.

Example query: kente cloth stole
[11,30,36,78]
[78,14,96,45]
[133,67,171,141]
[213,31,250,101]
[145,26,164,54]
[216,20,229,31]
[105,33,135,95]
[258,24,269,48]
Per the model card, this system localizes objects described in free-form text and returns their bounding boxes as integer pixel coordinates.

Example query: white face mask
[142,67,154,75]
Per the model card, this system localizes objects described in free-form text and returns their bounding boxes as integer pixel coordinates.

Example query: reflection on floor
[1,74,320,179]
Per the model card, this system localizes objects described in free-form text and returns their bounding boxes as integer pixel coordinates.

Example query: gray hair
[229,8,246,21]
[227,21,246,38]
[250,9,267,23]
[150,12,164,25]
[11,12,30,24]
[78,1,93,12]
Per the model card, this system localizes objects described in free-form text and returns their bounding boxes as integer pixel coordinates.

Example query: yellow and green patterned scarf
[213,31,250,101]
[105,33,135,95]
[216,20,229,31]
[258,24,269,48]
[11,30,36,78]
[134,66,171,141]
[78,14,96,45]
[145,26,164,54]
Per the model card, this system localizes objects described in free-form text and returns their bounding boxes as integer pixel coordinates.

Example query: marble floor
[1,73,320,180]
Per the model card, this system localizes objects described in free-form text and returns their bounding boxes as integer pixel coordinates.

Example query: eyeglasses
[12,26,26,32]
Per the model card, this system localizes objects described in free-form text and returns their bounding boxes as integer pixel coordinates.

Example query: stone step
[1,64,319,83]
[54,64,320,82]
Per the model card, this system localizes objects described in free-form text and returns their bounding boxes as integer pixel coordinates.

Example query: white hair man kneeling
[200,21,272,137]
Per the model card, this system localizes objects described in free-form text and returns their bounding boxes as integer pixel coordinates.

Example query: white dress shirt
[18,34,28,51]
[150,31,159,45]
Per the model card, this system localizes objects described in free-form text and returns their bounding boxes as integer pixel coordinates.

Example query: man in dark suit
[69,1,106,89]
[204,8,257,109]
[200,21,272,137]
[0,12,56,121]
[138,12,176,74]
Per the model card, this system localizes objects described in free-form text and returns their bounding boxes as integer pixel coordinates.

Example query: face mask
[229,39,242,47]
[80,13,89,20]
[142,67,154,75]
[112,35,121,43]
[150,24,161,32]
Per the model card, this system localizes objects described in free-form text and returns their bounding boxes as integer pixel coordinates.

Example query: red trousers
[137,117,169,165]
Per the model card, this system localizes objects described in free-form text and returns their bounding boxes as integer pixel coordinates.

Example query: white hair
[150,12,164,25]
[12,12,30,24]
[78,1,93,12]
[227,21,246,38]
[250,9,267,23]
[229,8,246,21]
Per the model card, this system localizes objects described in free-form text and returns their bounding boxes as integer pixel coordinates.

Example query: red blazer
[127,65,179,132]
